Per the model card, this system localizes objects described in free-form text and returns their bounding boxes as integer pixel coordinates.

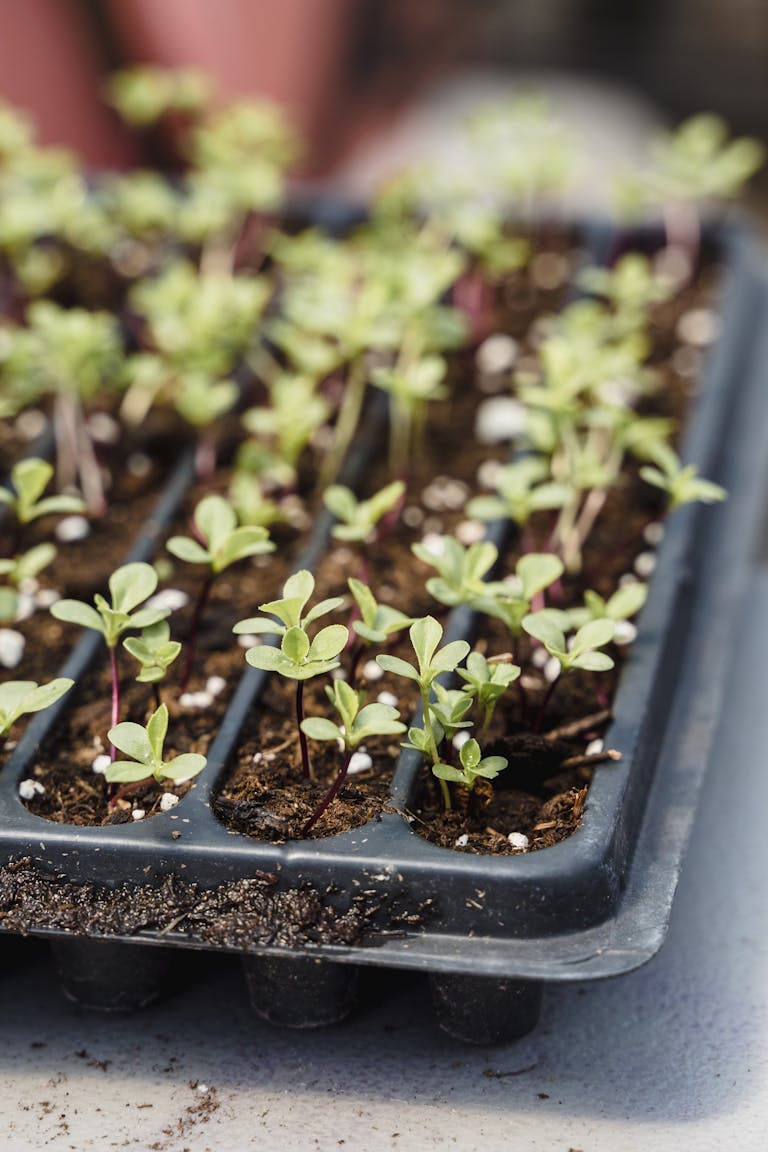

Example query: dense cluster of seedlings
[0,71,762,849]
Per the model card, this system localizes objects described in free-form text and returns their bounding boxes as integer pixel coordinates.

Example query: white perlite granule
[160,793,180,812]
[19,779,45,800]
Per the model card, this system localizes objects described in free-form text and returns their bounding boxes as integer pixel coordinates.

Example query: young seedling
[370,354,448,475]
[0,457,85,528]
[0,677,73,746]
[466,458,571,532]
[123,621,182,708]
[324,480,405,545]
[473,552,565,636]
[242,373,331,483]
[377,615,470,809]
[346,577,413,683]
[567,583,648,634]
[522,611,615,729]
[457,651,521,737]
[233,570,347,780]
[428,683,474,744]
[50,562,170,751]
[432,737,508,803]
[106,703,206,790]
[639,445,726,511]
[167,494,275,693]
[578,254,675,338]
[0,543,57,622]
[299,678,405,835]
[412,536,497,608]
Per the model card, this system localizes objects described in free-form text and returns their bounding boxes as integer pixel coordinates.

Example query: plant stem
[152,683,162,711]
[109,645,120,761]
[296,680,313,781]
[179,572,215,695]
[301,748,353,837]
[319,354,367,491]
[421,686,451,811]
[534,676,560,733]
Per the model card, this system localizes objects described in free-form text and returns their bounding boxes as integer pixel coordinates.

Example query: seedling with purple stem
[50,562,170,755]
[299,678,405,835]
[233,570,347,781]
[522,611,615,730]
[106,702,206,787]
[167,494,275,693]
[457,651,521,738]
[123,621,182,709]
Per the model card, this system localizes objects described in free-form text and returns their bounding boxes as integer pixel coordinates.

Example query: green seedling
[106,703,206,788]
[639,444,726,510]
[522,611,615,729]
[432,737,508,796]
[466,457,571,527]
[412,536,497,608]
[0,543,57,622]
[567,583,648,632]
[106,66,212,128]
[0,457,85,526]
[0,677,73,745]
[300,677,405,835]
[377,615,470,809]
[168,494,275,693]
[51,562,170,747]
[370,354,448,474]
[346,577,413,684]
[234,570,347,780]
[457,651,521,737]
[242,373,330,479]
[123,621,182,707]
[428,683,474,743]
[1,301,123,513]
[472,552,565,636]
[578,254,675,336]
[324,481,405,545]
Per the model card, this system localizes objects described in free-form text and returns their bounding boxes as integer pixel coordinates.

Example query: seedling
[234,571,347,780]
[432,737,508,798]
[370,354,448,475]
[168,494,275,693]
[473,552,565,636]
[412,536,497,608]
[346,577,413,683]
[300,678,405,835]
[242,373,331,480]
[639,445,726,510]
[457,651,521,737]
[377,615,470,808]
[324,481,405,545]
[567,583,648,631]
[0,543,57,622]
[428,683,474,744]
[123,622,182,708]
[578,254,675,337]
[106,703,206,787]
[0,677,73,745]
[0,457,85,527]
[522,611,615,728]
[51,562,170,748]
[106,66,212,128]
[466,458,571,529]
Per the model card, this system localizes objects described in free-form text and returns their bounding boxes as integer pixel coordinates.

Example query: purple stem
[301,748,353,837]
[109,645,120,761]
[534,677,559,734]
[296,681,312,781]
[179,572,215,696]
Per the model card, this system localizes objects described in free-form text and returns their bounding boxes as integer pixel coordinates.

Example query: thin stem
[301,747,353,837]
[318,355,367,491]
[534,675,560,734]
[194,435,218,483]
[152,683,162,711]
[179,572,215,696]
[109,645,120,761]
[296,680,313,781]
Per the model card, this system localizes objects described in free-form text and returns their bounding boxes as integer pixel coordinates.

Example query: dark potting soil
[0,858,422,949]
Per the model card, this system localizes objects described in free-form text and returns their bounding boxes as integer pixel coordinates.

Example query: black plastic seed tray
[1,221,766,1043]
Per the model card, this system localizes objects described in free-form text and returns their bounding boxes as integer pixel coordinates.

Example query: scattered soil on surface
[0,859,425,948]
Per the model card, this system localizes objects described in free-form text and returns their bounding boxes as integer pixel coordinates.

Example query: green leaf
[572,618,615,654]
[282,626,310,664]
[303,596,345,626]
[127,607,171,631]
[22,678,75,714]
[146,704,169,762]
[15,543,56,582]
[161,752,206,781]
[167,536,211,565]
[410,616,443,673]
[216,526,274,572]
[323,485,358,522]
[300,717,343,743]
[245,645,282,672]
[233,617,283,635]
[517,553,564,600]
[522,612,566,654]
[430,639,471,675]
[109,562,158,614]
[283,569,314,607]
[195,494,236,552]
[472,755,508,779]
[606,582,647,620]
[571,651,614,672]
[376,654,419,681]
[309,623,348,662]
[460,738,481,771]
[348,577,377,627]
[105,760,153,783]
[51,599,104,634]
[108,720,153,764]
[432,763,465,782]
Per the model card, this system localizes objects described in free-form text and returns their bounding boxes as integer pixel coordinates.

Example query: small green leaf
[245,645,282,672]
[108,720,154,764]
[300,717,343,742]
[432,762,465,782]
[51,599,105,634]
[460,738,482,771]
[309,623,348,662]
[161,752,206,781]
[109,562,158,614]
[147,703,169,763]
[167,536,211,565]
[376,654,419,681]
[282,626,310,664]
[105,760,153,783]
